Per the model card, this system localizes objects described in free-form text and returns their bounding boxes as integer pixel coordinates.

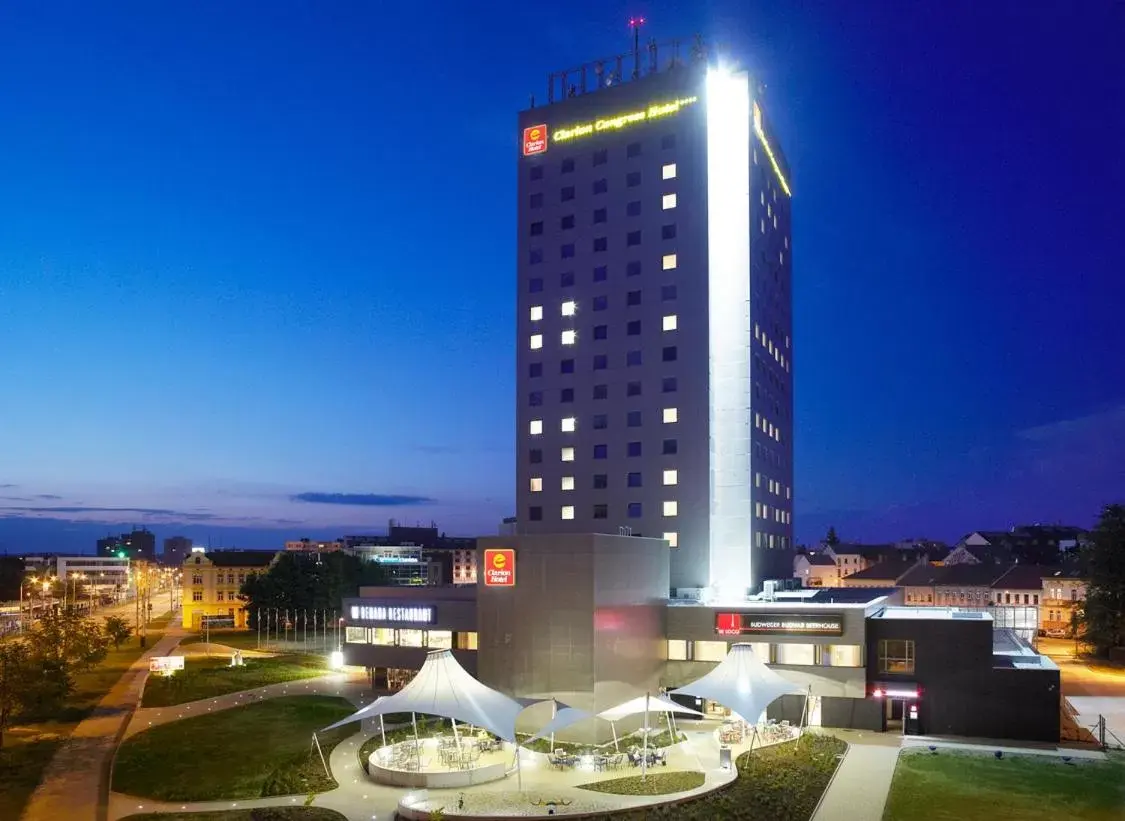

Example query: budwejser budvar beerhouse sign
[715,612,845,637]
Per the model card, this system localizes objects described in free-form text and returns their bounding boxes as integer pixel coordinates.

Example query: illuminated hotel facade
[515,55,793,598]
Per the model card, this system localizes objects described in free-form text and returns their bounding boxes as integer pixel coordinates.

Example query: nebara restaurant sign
[483,548,516,587]
[715,612,844,637]
[349,605,435,624]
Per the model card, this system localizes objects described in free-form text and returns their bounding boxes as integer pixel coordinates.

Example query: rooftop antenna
[629,16,646,79]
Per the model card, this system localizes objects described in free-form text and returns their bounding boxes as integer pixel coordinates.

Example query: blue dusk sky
[1,1,1123,554]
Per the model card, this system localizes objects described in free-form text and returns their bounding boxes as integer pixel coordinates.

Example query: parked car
[1045,628,1069,638]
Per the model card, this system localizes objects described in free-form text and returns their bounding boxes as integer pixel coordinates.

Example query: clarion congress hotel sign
[483,548,516,587]
[715,612,845,637]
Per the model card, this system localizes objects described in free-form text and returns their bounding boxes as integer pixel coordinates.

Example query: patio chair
[547,754,561,770]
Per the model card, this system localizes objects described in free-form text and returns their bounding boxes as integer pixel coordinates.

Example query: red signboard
[523,124,548,156]
[483,548,516,587]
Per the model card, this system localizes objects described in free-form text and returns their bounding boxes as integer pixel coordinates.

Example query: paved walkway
[21,609,183,821]
[902,734,1107,760]
[811,730,902,821]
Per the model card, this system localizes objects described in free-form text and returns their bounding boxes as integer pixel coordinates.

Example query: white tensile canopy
[524,706,598,745]
[597,693,704,722]
[669,642,803,724]
[320,649,525,742]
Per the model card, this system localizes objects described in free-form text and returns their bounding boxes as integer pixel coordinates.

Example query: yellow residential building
[181,550,278,629]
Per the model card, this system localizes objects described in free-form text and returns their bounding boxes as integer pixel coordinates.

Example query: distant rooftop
[667,588,891,609]
[874,606,995,622]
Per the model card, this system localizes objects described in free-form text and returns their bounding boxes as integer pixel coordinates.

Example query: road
[1038,636,1125,744]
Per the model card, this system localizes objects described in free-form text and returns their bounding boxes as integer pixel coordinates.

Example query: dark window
[593,295,608,311]
[627,381,642,397]
[594,324,608,340]
[661,134,676,150]
[662,376,678,392]
[626,171,641,187]
[561,158,575,174]
[593,384,608,400]
[561,186,575,201]
[662,224,677,240]
[593,149,608,166]
[561,244,575,259]
[530,165,544,180]
[626,200,642,217]
[594,444,608,459]
[528,391,543,406]
[529,506,543,521]
[529,221,543,236]
[593,414,607,430]
[627,230,641,246]
[661,284,677,300]
[593,474,608,489]
[529,278,543,293]
[560,270,575,287]
[560,387,574,403]
[529,248,543,264]
[627,472,643,488]
[662,346,678,362]
[560,358,575,374]
[662,439,678,455]
[627,320,641,336]
[627,260,642,277]
[530,192,543,208]
[593,265,608,282]
[593,504,608,519]
[593,178,608,194]
[627,441,642,457]
[627,350,642,366]
[593,208,607,224]
[529,362,542,378]
[626,141,642,158]
[877,640,915,675]
[529,449,543,464]
[593,354,607,370]
[627,410,642,427]
[593,237,607,252]
[561,214,575,230]
[627,290,642,306]
[627,502,643,518]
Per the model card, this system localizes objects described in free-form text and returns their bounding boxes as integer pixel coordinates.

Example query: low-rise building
[896,563,1006,608]
[285,538,344,553]
[1041,568,1086,634]
[839,560,917,589]
[181,550,277,629]
[793,553,837,588]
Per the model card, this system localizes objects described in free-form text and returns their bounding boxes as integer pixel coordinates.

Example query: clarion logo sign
[523,124,547,156]
[715,612,844,637]
[483,548,516,587]
[349,605,435,624]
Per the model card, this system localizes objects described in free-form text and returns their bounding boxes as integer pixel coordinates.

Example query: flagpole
[642,693,650,782]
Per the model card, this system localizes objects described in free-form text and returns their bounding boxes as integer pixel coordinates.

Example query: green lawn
[187,630,268,651]
[883,749,1125,821]
[580,771,706,795]
[119,809,347,821]
[0,736,65,821]
[141,654,331,707]
[113,695,356,801]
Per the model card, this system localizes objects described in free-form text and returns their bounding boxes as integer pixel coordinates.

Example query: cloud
[0,505,219,521]
[0,496,32,502]
[291,492,434,507]
[0,484,16,489]
[413,444,461,455]
[36,494,62,500]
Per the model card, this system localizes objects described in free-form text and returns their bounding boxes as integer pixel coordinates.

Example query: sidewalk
[21,612,184,821]
[811,730,902,821]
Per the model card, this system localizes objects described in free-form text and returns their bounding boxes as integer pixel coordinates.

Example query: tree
[825,526,840,547]
[0,640,41,749]
[0,556,24,601]
[1080,504,1125,657]
[104,615,133,650]
[241,552,388,628]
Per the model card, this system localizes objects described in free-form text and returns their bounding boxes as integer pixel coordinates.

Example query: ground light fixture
[329,650,344,670]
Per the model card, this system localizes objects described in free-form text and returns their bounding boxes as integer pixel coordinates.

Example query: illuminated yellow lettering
[550,96,699,144]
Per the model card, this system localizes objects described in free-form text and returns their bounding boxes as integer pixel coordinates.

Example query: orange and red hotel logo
[483,548,516,587]
[522,124,548,156]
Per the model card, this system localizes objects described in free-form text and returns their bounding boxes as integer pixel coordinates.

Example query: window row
[528,501,678,521]
[530,304,678,330]
[528,407,679,426]
[754,413,782,442]
[755,473,792,500]
[526,346,680,367]
[528,196,677,237]
[529,242,678,265]
[345,627,478,651]
[529,273,679,293]
[527,164,677,207]
[528,440,679,462]
[754,323,790,371]
[755,502,791,524]
[525,377,680,398]
[670,640,863,667]
[527,138,676,182]
[530,469,678,493]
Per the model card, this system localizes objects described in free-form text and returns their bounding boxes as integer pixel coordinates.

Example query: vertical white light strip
[706,68,754,600]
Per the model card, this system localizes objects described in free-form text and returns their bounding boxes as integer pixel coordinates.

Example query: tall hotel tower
[516,43,793,600]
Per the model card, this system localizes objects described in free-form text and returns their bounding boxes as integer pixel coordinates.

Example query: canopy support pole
[517,744,523,791]
[611,720,619,752]
[379,714,387,749]
[312,732,330,779]
[642,692,650,782]
[550,699,557,751]
[799,685,812,745]
[452,716,462,752]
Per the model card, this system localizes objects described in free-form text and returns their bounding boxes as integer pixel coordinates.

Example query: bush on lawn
[579,770,706,795]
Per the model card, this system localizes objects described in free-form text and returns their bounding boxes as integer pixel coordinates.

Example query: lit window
[662,193,677,210]
[662,163,677,180]
[663,408,678,424]
[561,506,575,520]
[663,470,678,486]
[561,447,575,462]
[561,417,576,432]
[561,300,576,316]
[561,476,575,491]
[529,420,543,435]
[668,637,687,658]
[561,330,576,345]
[530,334,543,350]
[530,477,543,492]
[662,254,677,270]
[663,501,678,517]
[662,314,677,331]
[530,305,543,321]
[663,532,679,548]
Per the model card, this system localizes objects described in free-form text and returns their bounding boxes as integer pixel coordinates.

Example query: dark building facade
[97,528,156,561]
